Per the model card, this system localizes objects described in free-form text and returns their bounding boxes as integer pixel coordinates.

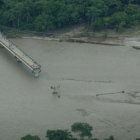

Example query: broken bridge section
[0,32,41,77]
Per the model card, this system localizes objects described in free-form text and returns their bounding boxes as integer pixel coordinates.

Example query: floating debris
[132,46,140,50]
[50,85,61,98]
[96,91,125,97]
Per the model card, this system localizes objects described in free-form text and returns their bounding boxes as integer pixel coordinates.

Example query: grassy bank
[0,25,55,38]
[1,25,140,46]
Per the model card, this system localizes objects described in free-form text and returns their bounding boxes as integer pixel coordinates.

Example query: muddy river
[0,38,140,140]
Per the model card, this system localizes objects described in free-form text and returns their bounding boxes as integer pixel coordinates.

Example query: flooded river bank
[0,38,140,140]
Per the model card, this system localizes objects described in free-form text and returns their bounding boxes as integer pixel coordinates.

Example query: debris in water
[50,85,61,98]
[96,91,125,96]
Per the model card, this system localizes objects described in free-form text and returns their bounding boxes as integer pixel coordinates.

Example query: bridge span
[0,32,41,77]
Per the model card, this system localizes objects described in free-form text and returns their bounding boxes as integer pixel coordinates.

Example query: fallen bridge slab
[0,32,41,77]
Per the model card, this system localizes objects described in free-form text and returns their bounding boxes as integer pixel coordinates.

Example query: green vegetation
[71,122,93,139]
[21,135,40,140]
[0,0,140,32]
[46,129,72,140]
[20,122,140,140]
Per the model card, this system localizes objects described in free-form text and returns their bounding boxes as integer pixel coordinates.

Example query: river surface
[0,38,140,140]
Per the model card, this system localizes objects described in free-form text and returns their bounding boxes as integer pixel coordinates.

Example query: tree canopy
[0,0,139,32]
[20,122,140,140]
[20,135,40,140]
[71,122,93,139]
[46,129,72,140]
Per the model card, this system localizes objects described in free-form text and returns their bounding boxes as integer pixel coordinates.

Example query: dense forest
[0,0,140,32]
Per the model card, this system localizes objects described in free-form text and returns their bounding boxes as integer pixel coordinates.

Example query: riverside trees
[46,129,72,140]
[71,122,93,139]
[20,122,140,140]
[0,0,140,32]
[21,135,40,140]
[21,122,93,140]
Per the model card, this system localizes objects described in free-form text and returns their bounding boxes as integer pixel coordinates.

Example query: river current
[0,38,140,140]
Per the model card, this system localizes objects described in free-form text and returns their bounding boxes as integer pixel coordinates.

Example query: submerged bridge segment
[0,32,41,77]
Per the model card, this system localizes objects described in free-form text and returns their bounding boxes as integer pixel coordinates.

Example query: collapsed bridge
[0,32,41,77]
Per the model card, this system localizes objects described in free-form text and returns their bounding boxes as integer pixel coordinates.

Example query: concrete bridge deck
[0,32,41,77]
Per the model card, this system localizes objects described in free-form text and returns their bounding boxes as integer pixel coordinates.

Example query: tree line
[21,122,140,140]
[0,0,140,32]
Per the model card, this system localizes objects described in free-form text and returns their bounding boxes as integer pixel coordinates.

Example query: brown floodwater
[0,38,140,140]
